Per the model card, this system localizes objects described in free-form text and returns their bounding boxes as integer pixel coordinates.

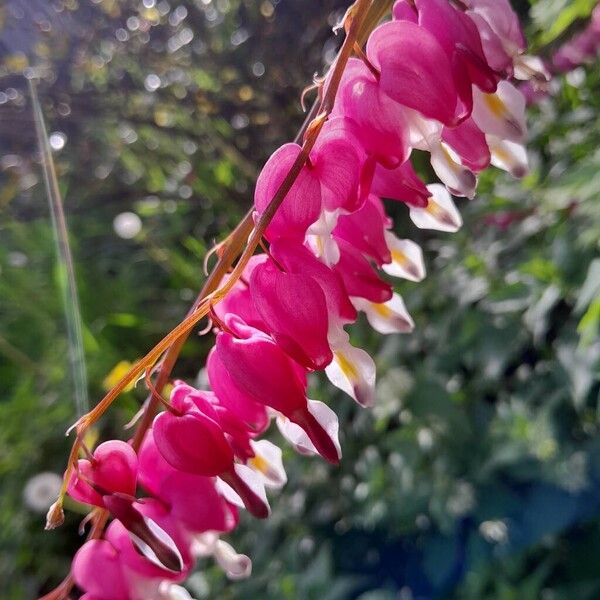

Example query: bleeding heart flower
[250,259,332,370]
[67,440,138,509]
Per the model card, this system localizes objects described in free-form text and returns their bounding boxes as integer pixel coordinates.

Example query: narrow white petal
[409,184,462,233]
[353,293,415,335]
[487,135,529,178]
[325,330,376,407]
[306,210,341,266]
[404,108,443,150]
[248,439,287,489]
[159,583,196,600]
[232,463,270,516]
[192,531,219,557]
[513,54,550,82]
[429,141,477,199]
[382,231,426,282]
[214,539,252,580]
[276,415,318,456]
[215,478,244,508]
[472,80,527,143]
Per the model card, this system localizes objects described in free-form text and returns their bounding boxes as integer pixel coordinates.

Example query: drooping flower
[67,440,138,509]
[249,258,333,370]
[366,20,462,125]
[214,315,340,464]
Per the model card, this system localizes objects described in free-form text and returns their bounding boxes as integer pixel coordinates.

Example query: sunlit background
[1,0,599,598]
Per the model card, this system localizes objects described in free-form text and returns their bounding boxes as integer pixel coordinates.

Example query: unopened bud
[45,500,65,530]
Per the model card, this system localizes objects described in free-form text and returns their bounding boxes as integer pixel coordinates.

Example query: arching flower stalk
[42,1,544,598]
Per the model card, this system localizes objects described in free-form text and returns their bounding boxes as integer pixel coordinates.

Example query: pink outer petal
[138,430,239,533]
[367,21,459,125]
[467,11,513,73]
[333,195,391,266]
[371,160,430,208]
[137,429,176,496]
[73,539,131,600]
[334,239,392,304]
[212,403,256,461]
[393,0,418,22]
[153,405,233,476]
[311,117,375,206]
[207,347,270,432]
[215,328,307,417]
[250,260,332,370]
[223,314,308,390]
[311,124,362,213]
[67,440,138,509]
[442,117,491,172]
[336,59,410,167]
[465,0,526,54]
[269,239,357,323]
[415,0,497,94]
[254,143,321,241]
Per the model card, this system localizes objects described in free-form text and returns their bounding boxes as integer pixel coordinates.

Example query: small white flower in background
[479,519,509,544]
[23,472,62,512]
[113,211,142,239]
[49,131,67,151]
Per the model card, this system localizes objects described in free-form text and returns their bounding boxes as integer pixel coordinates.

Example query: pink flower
[73,539,132,600]
[138,429,239,534]
[249,259,333,370]
[213,255,267,330]
[57,5,543,597]
[412,0,498,115]
[104,497,192,579]
[207,348,270,432]
[253,143,321,242]
[333,195,392,266]
[333,238,392,304]
[334,58,411,168]
[371,160,430,207]
[254,130,363,241]
[153,393,234,477]
[464,0,526,70]
[269,238,357,324]
[67,440,138,508]
[366,20,461,125]
[214,316,340,464]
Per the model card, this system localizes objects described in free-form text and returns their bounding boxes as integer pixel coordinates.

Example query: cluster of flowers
[64,2,544,599]
[552,4,600,72]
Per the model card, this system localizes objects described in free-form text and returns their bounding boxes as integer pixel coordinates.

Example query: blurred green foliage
[0,0,599,598]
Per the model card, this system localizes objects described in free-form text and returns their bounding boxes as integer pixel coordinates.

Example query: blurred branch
[29,78,89,417]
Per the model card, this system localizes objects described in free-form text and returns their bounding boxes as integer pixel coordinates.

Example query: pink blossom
[333,238,392,304]
[269,238,357,324]
[249,259,333,370]
[333,195,392,266]
[367,20,461,125]
[67,440,138,509]
[138,429,239,534]
[214,316,340,463]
